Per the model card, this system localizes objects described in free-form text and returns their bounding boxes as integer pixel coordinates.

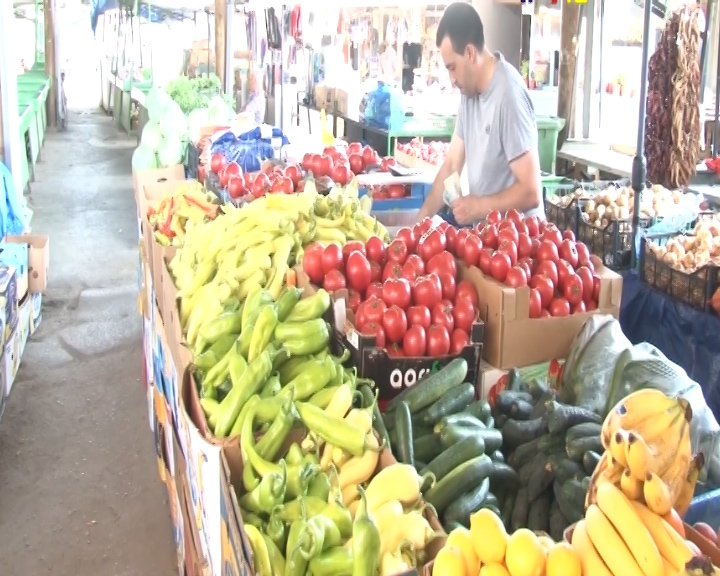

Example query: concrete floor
[0,110,177,575]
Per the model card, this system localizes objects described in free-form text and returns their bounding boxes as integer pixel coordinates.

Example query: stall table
[17,72,49,141]
[557,140,633,179]
[16,105,34,192]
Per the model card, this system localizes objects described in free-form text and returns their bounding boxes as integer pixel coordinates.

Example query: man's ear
[465,44,477,63]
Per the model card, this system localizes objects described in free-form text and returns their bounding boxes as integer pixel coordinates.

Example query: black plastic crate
[639,232,720,311]
[543,180,581,234]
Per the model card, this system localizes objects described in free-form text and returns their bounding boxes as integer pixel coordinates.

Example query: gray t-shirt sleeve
[499,87,537,163]
[455,99,466,142]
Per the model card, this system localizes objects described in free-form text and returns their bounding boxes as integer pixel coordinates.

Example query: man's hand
[451,196,484,225]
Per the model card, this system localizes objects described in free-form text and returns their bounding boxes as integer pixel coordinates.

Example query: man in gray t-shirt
[418,3,544,225]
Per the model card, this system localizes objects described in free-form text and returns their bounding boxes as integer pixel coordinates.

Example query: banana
[639,416,691,479]
[651,448,693,514]
[585,504,646,576]
[674,453,704,516]
[571,520,614,576]
[596,483,664,576]
[586,451,623,509]
[644,473,674,515]
[630,501,693,572]
[611,429,631,467]
[632,406,685,445]
[626,433,657,480]
[621,468,645,501]
[603,391,685,445]
[660,556,682,576]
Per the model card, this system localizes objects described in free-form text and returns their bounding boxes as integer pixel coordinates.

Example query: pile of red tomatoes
[205,153,305,200]
[301,143,396,186]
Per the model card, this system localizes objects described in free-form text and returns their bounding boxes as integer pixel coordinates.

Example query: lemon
[446,528,480,575]
[505,528,546,576]
[545,541,581,576]
[433,545,467,576]
[470,509,508,564]
[480,563,511,576]
[537,535,555,553]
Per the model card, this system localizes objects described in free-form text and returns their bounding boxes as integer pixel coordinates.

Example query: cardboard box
[2,311,20,396]
[467,257,623,369]
[168,427,188,576]
[5,234,49,294]
[335,88,349,115]
[0,241,28,300]
[220,454,254,576]
[153,383,173,483]
[0,265,16,342]
[478,360,507,399]
[313,84,334,110]
[17,294,30,358]
[180,460,212,576]
[29,292,42,335]
[133,166,185,216]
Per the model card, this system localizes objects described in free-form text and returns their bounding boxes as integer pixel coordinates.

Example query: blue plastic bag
[634,191,705,256]
[0,162,28,237]
[360,83,404,130]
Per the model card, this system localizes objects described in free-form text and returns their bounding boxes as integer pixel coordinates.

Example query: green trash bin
[537,115,566,174]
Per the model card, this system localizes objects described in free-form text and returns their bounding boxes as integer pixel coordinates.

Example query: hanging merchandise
[644,7,702,188]
[291,5,302,43]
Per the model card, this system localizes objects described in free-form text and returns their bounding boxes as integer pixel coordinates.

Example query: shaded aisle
[0,111,176,576]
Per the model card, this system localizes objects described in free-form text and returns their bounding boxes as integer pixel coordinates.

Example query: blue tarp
[90,0,193,34]
[0,163,29,238]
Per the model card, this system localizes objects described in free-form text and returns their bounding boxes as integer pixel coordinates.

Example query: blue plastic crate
[684,485,720,529]
[360,182,429,211]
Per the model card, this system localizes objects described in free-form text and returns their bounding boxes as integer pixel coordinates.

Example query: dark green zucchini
[511,487,530,532]
[388,358,468,413]
[508,400,534,420]
[488,462,519,491]
[582,450,602,476]
[439,425,502,452]
[466,400,492,422]
[424,454,494,514]
[529,391,555,420]
[444,521,465,533]
[527,458,556,502]
[437,413,486,430]
[538,434,565,453]
[490,450,505,463]
[495,413,508,428]
[394,402,414,466]
[502,417,546,448]
[419,435,486,483]
[419,382,475,425]
[505,368,524,391]
[479,491,500,510]
[507,437,543,469]
[528,493,551,533]
[549,500,568,542]
[526,379,551,402]
[496,390,533,415]
[501,492,516,531]
[551,456,586,485]
[566,422,603,443]
[389,425,432,446]
[518,452,547,485]
[553,479,585,524]
[566,435,603,462]
[413,434,443,463]
[546,401,602,435]
[443,477,491,526]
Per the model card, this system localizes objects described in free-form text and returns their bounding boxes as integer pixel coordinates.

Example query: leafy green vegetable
[164,74,234,116]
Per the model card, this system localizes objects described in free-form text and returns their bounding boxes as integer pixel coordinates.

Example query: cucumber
[538,434,565,453]
[495,414,508,428]
[440,425,502,452]
[496,390,533,415]
[566,435,603,462]
[508,400,534,420]
[490,450,505,463]
[529,391,555,420]
[550,456,586,485]
[443,477,491,526]
[507,437,543,469]
[518,452,547,485]
[527,458,556,502]
[501,492,516,531]
[436,414,486,430]
[420,382,475,425]
[527,492,551,532]
[359,385,391,449]
[489,462,519,491]
[505,368,524,391]
[553,479,584,524]
[511,487,530,531]
[479,491,500,510]
[419,435,487,482]
[549,500,568,542]
[424,454,494,514]
[444,521,465,533]
[566,422,603,443]
[413,434,443,463]
[582,450,602,475]
[502,417,546,448]
[387,358,468,413]
[484,415,495,429]
[389,425,432,446]
[466,400,492,422]
[526,379,551,402]
[546,401,602,435]
[394,401,414,466]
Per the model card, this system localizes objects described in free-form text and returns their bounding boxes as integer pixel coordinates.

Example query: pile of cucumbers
[493,377,604,541]
[379,358,515,532]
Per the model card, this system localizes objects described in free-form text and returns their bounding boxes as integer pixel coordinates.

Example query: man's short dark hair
[436,2,485,54]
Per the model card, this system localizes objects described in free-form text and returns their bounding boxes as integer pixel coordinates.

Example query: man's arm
[474,150,541,216]
[417,134,466,221]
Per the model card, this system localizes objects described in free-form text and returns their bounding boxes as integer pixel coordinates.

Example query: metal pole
[713,12,720,155]
[582,0,594,139]
[225,0,233,96]
[700,0,715,101]
[279,4,285,131]
[630,0,654,270]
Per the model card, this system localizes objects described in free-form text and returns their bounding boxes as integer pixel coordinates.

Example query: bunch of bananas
[570,389,705,576]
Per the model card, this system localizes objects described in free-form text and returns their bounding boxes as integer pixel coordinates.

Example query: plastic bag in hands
[362,83,404,130]
[634,191,705,256]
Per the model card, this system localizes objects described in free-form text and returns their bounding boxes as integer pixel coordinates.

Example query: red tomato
[445,227,458,254]
[556,260,575,292]
[401,261,421,283]
[575,266,594,303]
[455,280,479,308]
[486,210,502,224]
[405,254,425,275]
[382,278,412,309]
[562,229,576,242]
[301,153,313,170]
[514,220,529,237]
[324,269,347,292]
[536,260,559,288]
[573,300,587,314]
[387,184,406,199]
[363,296,387,325]
[426,324,451,356]
[354,301,367,333]
[541,228,563,247]
[505,208,524,225]
[438,272,456,301]
[505,266,528,288]
[347,289,362,313]
[323,146,337,157]
[302,248,325,284]
[413,275,443,308]
[530,275,554,308]
[346,251,372,293]
[563,273,583,306]
[576,242,591,266]
[386,343,404,357]
[498,239,518,266]
[198,164,206,183]
[348,153,364,174]
[227,176,246,199]
[382,305,408,343]
[524,216,540,238]
[319,154,334,177]
[251,172,270,196]
[559,239,579,269]
[431,303,455,333]
[517,258,533,280]
[453,298,476,333]
[220,163,240,187]
[366,282,383,300]
[529,288,542,318]
[348,142,362,155]
[380,157,397,172]
[284,165,301,187]
[362,145,378,166]
[342,241,366,264]
[370,261,382,283]
[490,252,511,283]
[211,153,227,174]
[517,233,533,259]
[549,297,571,317]
[592,275,601,301]
[426,251,457,278]
[406,305,431,330]
[382,262,403,281]
[387,239,409,264]
[530,238,540,258]
[478,248,493,274]
[450,329,470,354]
[536,240,560,263]
[403,325,427,356]
[481,224,499,250]
[418,229,447,262]
[586,299,598,311]
[539,309,552,318]
[322,243,344,274]
[454,229,471,259]
[331,164,352,185]
[463,236,484,267]
[498,226,519,246]
[365,236,387,265]
[395,227,417,253]
[415,218,434,237]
